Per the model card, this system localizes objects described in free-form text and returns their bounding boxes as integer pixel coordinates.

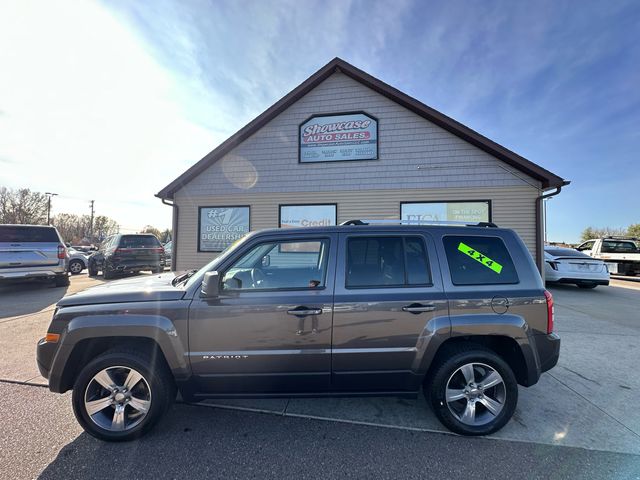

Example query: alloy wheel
[69,261,83,274]
[445,362,506,426]
[84,366,152,432]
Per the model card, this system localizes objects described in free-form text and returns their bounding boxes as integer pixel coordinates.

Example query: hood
[57,272,186,307]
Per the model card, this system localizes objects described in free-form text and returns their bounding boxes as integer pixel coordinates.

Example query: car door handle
[287,307,323,316]
[402,303,436,314]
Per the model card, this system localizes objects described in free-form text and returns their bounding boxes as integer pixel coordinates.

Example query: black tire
[71,348,175,442]
[54,274,70,287]
[578,283,597,289]
[103,262,115,280]
[68,259,84,275]
[152,267,163,274]
[426,345,518,436]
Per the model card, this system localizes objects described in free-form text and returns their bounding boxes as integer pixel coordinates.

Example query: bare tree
[0,187,48,224]
[93,215,118,241]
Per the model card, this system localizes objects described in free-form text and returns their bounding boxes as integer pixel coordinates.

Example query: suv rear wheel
[102,263,115,280]
[426,346,518,436]
[72,349,175,441]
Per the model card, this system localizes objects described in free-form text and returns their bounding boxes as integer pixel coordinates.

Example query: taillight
[546,261,559,271]
[57,245,67,259]
[115,248,132,254]
[152,247,164,253]
[544,290,554,334]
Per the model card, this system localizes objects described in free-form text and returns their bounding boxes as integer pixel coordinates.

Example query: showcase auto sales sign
[299,112,378,162]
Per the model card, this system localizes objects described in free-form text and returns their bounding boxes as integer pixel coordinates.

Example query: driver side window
[222,239,329,291]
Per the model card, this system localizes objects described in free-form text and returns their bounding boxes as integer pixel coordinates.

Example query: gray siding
[174,186,538,270]
[172,71,542,270]
[177,72,541,196]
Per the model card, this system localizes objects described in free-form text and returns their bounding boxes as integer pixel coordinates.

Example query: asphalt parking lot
[1,274,639,478]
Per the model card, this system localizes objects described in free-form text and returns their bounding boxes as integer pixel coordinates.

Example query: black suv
[38,222,559,441]
[88,234,165,279]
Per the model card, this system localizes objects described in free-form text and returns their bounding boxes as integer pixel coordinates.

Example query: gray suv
[37,222,559,441]
[0,224,70,286]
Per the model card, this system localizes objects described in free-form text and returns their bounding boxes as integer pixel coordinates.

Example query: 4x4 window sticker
[457,242,504,274]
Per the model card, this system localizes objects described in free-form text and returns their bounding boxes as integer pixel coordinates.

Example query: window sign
[279,204,336,253]
[279,204,337,229]
[401,201,490,223]
[199,206,250,252]
[299,112,378,162]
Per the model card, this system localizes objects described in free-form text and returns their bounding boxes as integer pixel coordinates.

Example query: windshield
[183,233,253,289]
[119,235,161,248]
[0,226,60,242]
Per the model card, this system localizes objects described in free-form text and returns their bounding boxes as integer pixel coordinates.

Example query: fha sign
[300,112,377,162]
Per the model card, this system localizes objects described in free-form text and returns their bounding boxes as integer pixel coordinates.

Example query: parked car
[72,245,97,254]
[576,237,640,276]
[67,248,89,275]
[0,224,70,286]
[544,246,609,289]
[87,234,165,279]
[163,240,172,265]
[37,221,559,441]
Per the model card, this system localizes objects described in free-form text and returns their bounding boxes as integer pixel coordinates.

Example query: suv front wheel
[72,349,175,441]
[426,345,518,436]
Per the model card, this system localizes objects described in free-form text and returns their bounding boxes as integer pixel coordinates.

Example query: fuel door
[491,295,510,315]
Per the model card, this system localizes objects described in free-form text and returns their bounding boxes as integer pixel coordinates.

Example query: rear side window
[0,226,60,243]
[119,235,161,248]
[346,236,431,288]
[601,241,639,254]
[443,235,518,286]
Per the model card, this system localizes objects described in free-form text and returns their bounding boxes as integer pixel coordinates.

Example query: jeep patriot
[37,221,560,441]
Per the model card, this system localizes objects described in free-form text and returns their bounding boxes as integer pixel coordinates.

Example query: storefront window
[401,201,490,223]
[198,206,250,252]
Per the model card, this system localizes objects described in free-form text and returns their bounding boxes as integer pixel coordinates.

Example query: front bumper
[36,337,55,379]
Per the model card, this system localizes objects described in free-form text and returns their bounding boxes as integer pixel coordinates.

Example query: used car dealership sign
[300,112,377,162]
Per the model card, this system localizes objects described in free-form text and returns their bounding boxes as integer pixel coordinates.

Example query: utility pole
[45,192,58,225]
[89,200,95,241]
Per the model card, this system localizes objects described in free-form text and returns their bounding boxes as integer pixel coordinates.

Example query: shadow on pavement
[0,280,69,319]
[37,403,640,480]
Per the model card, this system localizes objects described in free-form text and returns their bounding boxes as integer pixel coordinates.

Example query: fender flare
[48,314,189,393]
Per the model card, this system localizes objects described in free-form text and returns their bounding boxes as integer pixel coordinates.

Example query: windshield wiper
[171,269,198,287]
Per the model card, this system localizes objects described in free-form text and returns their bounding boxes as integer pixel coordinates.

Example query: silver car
[67,248,89,275]
[0,224,70,286]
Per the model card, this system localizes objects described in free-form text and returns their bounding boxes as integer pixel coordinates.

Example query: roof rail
[339,219,498,228]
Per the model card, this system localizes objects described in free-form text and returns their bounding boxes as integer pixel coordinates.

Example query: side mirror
[261,254,271,268]
[201,271,221,298]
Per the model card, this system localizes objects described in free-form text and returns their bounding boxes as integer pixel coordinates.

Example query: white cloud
[0,0,218,230]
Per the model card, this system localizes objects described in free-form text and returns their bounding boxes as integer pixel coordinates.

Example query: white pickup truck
[576,237,640,276]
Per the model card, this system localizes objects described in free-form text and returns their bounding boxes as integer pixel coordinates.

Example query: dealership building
[157,58,567,273]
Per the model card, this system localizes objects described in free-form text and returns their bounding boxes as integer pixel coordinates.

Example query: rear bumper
[0,268,66,281]
[549,278,609,286]
[536,333,561,374]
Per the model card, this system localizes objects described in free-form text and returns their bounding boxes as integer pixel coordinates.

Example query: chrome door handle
[402,303,436,313]
[287,307,323,316]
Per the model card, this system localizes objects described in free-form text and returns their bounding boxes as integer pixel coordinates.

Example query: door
[331,232,448,392]
[188,234,337,395]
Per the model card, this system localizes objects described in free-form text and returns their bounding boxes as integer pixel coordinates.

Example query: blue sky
[1,1,638,240]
